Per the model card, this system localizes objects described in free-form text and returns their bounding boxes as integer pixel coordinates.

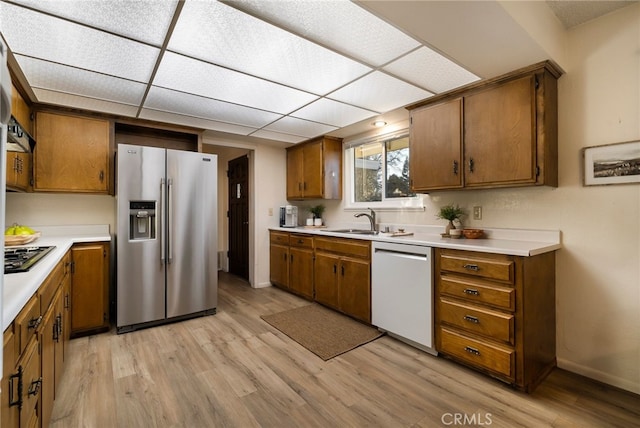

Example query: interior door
[228,155,249,280]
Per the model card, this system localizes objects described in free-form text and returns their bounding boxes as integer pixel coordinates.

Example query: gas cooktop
[4,246,56,274]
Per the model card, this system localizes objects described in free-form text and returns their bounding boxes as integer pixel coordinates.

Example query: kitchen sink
[323,229,379,235]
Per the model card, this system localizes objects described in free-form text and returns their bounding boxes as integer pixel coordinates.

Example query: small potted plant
[309,204,325,226]
[436,204,466,235]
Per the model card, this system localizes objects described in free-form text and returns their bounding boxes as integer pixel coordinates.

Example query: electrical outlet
[268,208,273,216]
[473,206,482,220]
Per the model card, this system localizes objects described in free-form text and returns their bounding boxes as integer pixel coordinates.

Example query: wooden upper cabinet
[34,111,112,193]
[464,76,536,187]
[11,83,32,136]
[407,61,561,191]
[286,136,342,200]
[410,98,463,191]
[5,151,31,192]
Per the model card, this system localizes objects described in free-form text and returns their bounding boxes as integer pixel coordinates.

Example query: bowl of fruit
[4,224,40,246]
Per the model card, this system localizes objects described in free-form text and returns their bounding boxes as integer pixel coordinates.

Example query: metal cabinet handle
[64,293,70,309]
[453,160,459,175]
[469,158,475,173]
[8,366,23,409]
[464,346,480,356]
[99,170,104,182]
[463,315,480,324]
[28,315,43,331]
[463,264,480,271]
[27,377,42,397]
[463,288,479,295]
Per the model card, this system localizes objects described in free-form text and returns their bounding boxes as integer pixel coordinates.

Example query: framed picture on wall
[582,140,640,186]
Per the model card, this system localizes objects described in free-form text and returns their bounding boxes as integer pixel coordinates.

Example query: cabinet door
[410,98,463,191]
[11,83,31,136]
[302,139,323,198]
[62,270,71,361]
[34,112,110,193]
[289,247,314,299]
[464,76,536,187]
[71,243,109,334]
[15,152,31,191]
[313,252,340,310]
[5,152,17,188]
[269,244,289,288]
[286,146,304,199]
[338,257,371,323]
[2,328,19,428]
[19,339,40,428]
[53,289,65,395]
[39,306,55,428]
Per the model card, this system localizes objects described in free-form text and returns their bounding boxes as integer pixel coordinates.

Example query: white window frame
[344,129,424,211]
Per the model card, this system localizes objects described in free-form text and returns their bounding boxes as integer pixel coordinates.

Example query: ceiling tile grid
[0,0,480,144]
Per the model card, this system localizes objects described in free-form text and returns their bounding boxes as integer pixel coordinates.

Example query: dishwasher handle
[374,248,428,261]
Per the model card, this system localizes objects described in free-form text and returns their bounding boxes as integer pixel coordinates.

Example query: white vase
[314,218,322,226]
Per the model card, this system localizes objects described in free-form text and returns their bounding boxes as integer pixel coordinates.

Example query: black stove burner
[4,246,56,274]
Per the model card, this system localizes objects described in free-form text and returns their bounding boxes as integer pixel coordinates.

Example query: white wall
[325,3,640,394]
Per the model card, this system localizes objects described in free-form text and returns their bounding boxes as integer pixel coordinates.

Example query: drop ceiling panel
[0,3,159,82]
[226,0,421,67]
[16,55,146,106]
[329,71,433,112]
[10,0,178,46]
[139,109,257,136]
[167,1,371,95]
[263,116,338,138]
[33,88,139,117]
[154,52,318,114]
[251,129,308,144]
[145,86,282,128]
[292,98,378,128]
[384,47,480,94]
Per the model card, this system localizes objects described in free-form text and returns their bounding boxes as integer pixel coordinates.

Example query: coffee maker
[279,205,298,227]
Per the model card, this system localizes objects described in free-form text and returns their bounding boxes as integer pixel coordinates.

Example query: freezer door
[166,149,218,318]
[116,144,166,327]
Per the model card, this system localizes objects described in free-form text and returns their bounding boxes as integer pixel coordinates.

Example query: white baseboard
[557,358,640,394]
[255,281,272,289]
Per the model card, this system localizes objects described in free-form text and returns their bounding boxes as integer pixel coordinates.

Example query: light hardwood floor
[51,272,640,427]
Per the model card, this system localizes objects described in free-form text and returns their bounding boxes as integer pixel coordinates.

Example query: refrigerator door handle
[167,177,174,264]
[160,177,166,264]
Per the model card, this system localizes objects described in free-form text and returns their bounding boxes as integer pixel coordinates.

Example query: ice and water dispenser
[129,201,156,240]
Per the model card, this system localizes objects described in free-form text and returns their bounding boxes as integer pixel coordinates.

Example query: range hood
[7,116,34,152]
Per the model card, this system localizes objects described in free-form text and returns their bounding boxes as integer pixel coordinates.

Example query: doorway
[227,155,249,280]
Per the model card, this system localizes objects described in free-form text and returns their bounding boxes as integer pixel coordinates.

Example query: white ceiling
[0,0,636,145]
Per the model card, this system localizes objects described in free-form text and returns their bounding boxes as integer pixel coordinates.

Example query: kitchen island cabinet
[408,61,561,191]
[34,111,111,194]
[70,242,110,337]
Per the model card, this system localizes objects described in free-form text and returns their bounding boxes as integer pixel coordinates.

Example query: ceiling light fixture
[372,120,387,127]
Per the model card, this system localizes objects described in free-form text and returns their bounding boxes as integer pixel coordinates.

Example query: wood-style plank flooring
[51,272,640,427]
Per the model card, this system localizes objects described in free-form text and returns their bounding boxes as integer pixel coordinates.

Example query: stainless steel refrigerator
[116,143,218,333]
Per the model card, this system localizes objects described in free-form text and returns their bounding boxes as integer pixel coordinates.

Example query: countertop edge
[3,227,111,331]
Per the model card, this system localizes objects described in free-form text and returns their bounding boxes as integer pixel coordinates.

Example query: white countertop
[3,225,111,331]
[271,225,561,257]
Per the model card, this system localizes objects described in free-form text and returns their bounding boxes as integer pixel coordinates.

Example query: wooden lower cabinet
[70,242,110,336]
[434,248,556,392]
[314,237,371,323]
[2,251,74,428]
[269,231,314,300]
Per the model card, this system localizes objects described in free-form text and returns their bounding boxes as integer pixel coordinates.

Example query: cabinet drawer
[289,234,313,249]
[440,277,515,311]
[439,298,514,344]
[314,237,370,259]
[440,327,514,379]
[440,253,514,283]
[270,231,289,245]
[15,296,40,355]
[39,260,64,314]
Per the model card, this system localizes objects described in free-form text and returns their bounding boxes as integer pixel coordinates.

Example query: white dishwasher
[372,241,436,355]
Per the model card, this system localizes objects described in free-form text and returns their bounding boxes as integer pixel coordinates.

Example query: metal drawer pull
[463,264,480,271]
[28,377,42,397]
[464,346,480,356]
[463,315,480,324]
[8,366,23,409]
[28,315,43,331]
[463,288,479,295]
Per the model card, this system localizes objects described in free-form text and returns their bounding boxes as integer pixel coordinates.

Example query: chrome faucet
[354,208,377,232]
